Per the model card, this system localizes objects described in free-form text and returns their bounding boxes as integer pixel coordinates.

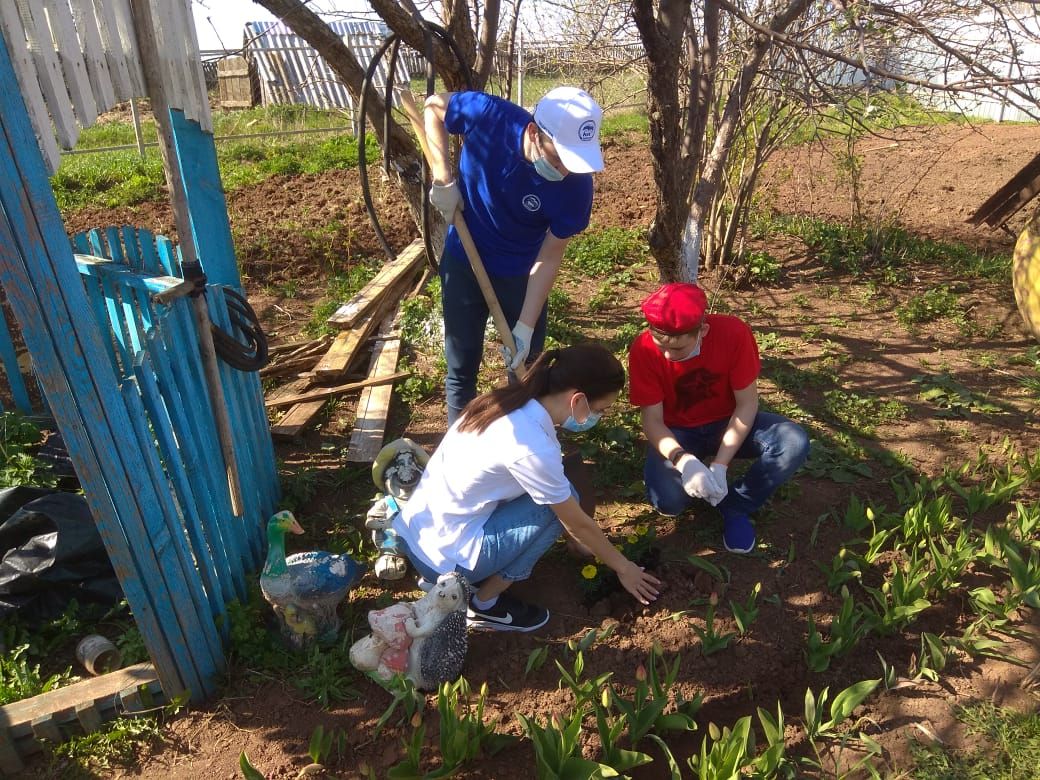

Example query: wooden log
[346,306,403,463]
[265,372,409,409]
[326,241,424,329]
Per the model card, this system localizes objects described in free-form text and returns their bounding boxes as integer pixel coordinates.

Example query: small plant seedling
[524,645,549,677]
[730,582,762,636]
[692,594,737,656]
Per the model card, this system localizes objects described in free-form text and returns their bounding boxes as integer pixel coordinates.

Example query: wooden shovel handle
[398,90,526,379]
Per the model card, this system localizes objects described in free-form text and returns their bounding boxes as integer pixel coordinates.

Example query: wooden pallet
[0,663,163,774]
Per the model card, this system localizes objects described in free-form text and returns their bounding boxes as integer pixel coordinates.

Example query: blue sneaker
[721,509,756,553]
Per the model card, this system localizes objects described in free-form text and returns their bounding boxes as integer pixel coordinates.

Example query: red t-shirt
[628,314,760,428]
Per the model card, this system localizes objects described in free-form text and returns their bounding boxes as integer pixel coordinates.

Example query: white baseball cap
[532,86,604,174]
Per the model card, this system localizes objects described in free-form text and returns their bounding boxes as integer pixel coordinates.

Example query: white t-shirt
[393,399,571,574]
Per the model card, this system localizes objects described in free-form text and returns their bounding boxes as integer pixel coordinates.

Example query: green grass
[0,412,57,489]
[896,286,962,329]
[303,259,382,338]
[53,106,378,213]
[752,213,1010,281]
[565,225,648,276]
[908,702,1040,779]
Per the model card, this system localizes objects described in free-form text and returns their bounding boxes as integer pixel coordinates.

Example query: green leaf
[646,733,683,780]
[239,751,266,780]
[687,554,727,582]
[827,679,880,728]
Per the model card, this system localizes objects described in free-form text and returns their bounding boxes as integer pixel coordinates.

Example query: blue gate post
[0,29,221,702]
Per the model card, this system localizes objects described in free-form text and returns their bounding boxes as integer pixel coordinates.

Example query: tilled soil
[41,123,1040,780]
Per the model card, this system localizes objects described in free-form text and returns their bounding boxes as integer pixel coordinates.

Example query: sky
[190,0,375,50]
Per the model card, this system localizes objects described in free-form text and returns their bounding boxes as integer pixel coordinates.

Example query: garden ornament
[349,571,471,691]
[260,510,364,649]
[367,438,429,581]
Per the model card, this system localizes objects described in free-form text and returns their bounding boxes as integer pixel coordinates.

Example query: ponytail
[458,343,624,434]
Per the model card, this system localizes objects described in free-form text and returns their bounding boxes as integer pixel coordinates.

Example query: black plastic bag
[0,487,122,621]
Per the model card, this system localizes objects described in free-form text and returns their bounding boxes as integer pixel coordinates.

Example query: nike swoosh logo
[472,610,513,625]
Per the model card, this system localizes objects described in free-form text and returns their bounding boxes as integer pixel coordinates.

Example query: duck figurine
[260,510,364,649]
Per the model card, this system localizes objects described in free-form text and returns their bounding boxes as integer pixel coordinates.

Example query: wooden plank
[43,0,98,127]
[93,0,134,100]
[265,371,408,409]
[169,110,240,287]
[121,374,222,695]
[0,39,194,700]
[73,701,102,734]
[206,288,262,568]
[17,1,80,150]
[30,714,62,745]
[160,308,246,600]
[0,665,158,729]
[0,4,61,172]
[142,326,237,613]
[327,242,424,329]
[269,399,326,441]
[110,0,145,96]
[177,0,213,132]
[70,0,117,112]
[346,306,403,462]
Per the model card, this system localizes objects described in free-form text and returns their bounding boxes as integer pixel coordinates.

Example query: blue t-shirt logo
[522,194,541,212]
[579,120,596,141]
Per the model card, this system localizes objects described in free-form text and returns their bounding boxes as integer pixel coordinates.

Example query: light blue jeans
[398,492,567,585]
[645,412,810,517]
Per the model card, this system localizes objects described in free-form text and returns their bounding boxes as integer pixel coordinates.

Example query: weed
[0,412,57,488]
[908,701,1040,779]
[278,463,319,512]
[913,372,1004,417]
[565,226,647,276]
[524,646,549,677]
[52,715,164,773]
[822,390,908,437]
[0,643,73,706]
[744,249,781,284]
[804,437,873,483]
[896,285,962,329]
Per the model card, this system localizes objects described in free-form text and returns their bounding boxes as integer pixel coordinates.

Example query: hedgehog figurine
[350,572,470,691]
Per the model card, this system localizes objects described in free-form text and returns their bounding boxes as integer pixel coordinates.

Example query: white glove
[707,462,729,506]
[429,180,462,222]
[678,454,722,502]
[501,322,533,371]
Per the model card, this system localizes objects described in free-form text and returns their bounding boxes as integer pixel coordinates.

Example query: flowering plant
[578,524,658,604]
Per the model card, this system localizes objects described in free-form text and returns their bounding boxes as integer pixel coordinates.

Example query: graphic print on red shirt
[628,314,760,428]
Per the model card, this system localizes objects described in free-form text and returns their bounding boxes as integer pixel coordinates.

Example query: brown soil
[38,123,1040,779]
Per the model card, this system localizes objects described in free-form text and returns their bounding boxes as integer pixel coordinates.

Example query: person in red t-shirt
[628,283,809,553]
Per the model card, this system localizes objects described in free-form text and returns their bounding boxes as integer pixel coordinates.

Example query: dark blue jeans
[439,250,547,424]
[644,412,810,517]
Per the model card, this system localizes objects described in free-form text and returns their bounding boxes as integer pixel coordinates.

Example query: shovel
[398,90,527,380]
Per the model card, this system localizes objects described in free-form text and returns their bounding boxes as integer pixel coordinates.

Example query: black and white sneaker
[466,592,550,632]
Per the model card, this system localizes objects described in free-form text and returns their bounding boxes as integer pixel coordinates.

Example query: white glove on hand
[707,462,729,506]
[429,180,462,222]
[678,454,722,502]
[501,322,534,371]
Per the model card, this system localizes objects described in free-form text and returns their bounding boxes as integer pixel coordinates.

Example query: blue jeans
[440,249,547,425]
[399,492,564,585]
[645,412,810,517]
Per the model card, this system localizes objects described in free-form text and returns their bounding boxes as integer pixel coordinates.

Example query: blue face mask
[534,153,565,182]
[561,394,601,432]
[562,410,601,432]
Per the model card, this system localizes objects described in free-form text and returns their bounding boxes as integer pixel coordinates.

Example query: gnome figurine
[366,438,428,581]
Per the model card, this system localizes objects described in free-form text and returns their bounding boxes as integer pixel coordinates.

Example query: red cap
[641,283,707,334]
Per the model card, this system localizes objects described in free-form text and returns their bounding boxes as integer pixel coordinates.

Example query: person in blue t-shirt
[423,87,604,425]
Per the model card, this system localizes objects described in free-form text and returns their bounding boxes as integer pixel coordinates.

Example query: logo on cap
[522,194,541,212]
[578,120,597,141]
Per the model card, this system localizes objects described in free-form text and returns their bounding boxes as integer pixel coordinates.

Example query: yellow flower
[626,534,639,545]
[636,524,649,536]
[581,564,599,580]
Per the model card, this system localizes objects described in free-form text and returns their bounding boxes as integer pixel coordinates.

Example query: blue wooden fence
[0,26,278,703]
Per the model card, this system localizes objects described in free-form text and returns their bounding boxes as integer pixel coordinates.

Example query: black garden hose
[210,286,269,372]
[357,21,474,270]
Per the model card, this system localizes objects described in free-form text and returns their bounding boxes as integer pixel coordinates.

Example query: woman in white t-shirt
[393,343,661,632]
